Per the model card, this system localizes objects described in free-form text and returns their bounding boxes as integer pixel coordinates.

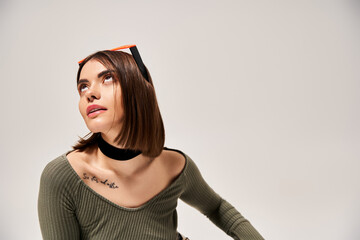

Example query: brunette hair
[71,50,165,158]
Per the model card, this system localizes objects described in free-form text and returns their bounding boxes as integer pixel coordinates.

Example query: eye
[78,84,88,93]
[104,74,113,83]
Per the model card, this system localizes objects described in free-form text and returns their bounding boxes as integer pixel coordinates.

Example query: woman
[37,45,264,240]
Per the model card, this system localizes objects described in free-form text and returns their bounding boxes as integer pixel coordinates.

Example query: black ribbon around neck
[97,135,142,161]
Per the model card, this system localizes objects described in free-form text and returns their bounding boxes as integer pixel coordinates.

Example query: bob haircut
[72,50,165,158]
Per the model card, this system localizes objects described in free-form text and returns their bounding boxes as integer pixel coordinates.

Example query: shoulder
[161,147,189,178]
[39,151,78,193]
[40,152,69,179]
[38,151,79,211]
[164,149,201,180]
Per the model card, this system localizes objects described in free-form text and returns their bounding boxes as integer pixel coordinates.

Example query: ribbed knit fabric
[38,147,264,240]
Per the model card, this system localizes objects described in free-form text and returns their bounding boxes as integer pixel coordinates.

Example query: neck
[89,133,151,176]
[97,134,142,161]
[93,143,152,177]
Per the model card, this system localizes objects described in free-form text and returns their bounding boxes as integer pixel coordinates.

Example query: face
[78,59,124,137]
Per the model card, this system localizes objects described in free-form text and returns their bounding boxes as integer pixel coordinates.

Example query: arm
[180,155,264,240]
[38,160,81,239]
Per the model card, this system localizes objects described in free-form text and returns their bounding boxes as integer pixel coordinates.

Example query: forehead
[79,59,108,79]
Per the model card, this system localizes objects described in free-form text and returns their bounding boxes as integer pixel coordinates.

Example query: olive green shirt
[38,147,264,240]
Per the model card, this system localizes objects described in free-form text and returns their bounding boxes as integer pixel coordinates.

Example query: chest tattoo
[82,172,119,189]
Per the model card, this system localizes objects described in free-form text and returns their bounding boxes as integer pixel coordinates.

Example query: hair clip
[78,44,149,82]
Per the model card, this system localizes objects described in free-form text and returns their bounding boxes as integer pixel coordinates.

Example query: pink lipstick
[87,104,107,117]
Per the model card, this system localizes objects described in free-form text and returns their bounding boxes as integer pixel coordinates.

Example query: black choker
[97,135,142,161]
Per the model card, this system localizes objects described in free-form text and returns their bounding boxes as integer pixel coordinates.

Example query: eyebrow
[77,70,115,86]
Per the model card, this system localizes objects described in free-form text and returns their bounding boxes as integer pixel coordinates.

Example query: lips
[87,104,107,115]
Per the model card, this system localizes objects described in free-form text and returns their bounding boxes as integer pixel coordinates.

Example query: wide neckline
[62,146,189,212]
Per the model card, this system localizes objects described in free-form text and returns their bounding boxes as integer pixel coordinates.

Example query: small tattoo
[109,182,119,189]
[82,172,119,189]
[91,176,99,183]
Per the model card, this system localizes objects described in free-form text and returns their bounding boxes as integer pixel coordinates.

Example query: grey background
[1,0,359,239]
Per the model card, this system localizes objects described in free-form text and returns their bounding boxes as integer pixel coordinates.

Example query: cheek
[78,100,86,117]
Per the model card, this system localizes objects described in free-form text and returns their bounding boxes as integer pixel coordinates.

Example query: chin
[84,120,110,133]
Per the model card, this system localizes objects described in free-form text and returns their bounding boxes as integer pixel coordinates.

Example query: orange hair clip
[77,44,149,82]
[77,44,136,64]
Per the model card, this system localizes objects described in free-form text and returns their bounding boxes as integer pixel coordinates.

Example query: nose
[85,84,100,101]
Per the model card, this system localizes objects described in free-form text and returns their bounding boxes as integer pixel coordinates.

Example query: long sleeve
[180,155,264,240]
[37,158,81,240]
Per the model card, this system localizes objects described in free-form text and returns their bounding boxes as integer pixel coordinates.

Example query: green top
[38,147,264,240]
